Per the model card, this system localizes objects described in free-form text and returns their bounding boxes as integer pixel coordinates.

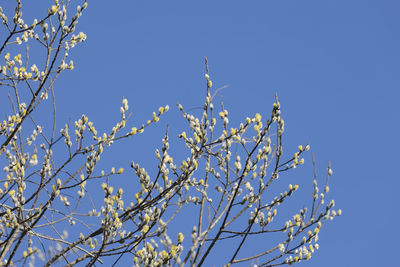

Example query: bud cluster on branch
[0,1,339,266]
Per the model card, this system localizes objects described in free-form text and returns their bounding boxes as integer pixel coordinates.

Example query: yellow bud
[142,225,149,233]
[161,250,169,259]
[170,244,178,257]
[255,113,262,123]
[108,186,114,194]
[101,183,107,190]
[50,5,58,14]
[177,232,184,243]
[8,190,15,197]
[144,214,150,224]
[130,127,137,135]
[245,182,251,190]
[194,133,200,143]
[180,131,186,139]
[146,243,154,252]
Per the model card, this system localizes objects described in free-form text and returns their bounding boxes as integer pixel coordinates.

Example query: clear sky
[2,1,400,266]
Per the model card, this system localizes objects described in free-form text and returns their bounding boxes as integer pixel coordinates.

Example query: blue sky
[2,0,400,266]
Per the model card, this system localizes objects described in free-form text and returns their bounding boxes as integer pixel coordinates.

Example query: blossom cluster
[0,2,340,266]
